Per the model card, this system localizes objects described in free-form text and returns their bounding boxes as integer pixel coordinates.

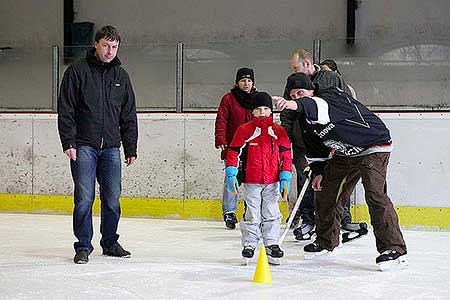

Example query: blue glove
[225,166,239,194]
[279,171,292,200]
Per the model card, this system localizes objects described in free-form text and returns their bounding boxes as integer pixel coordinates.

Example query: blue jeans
[222,161,238,215]
[222,181,238,214]
[70,146,122,253]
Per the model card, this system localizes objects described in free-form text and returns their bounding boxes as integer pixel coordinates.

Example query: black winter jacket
[294,87,391,174]
[280,67,351,150]
[58,49,138,158]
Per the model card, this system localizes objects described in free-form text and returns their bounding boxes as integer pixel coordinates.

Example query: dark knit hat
[235,67,255,84]
[251,92,273,111]
[286,73,315,92]
[320,59,341,75]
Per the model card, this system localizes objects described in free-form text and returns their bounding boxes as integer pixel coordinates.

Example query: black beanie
[251,92,273,111]
[286,73,315,92]
[320,59,341,75]
[235,67,255,84]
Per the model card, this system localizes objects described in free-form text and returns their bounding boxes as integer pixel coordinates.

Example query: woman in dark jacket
[215,67,257,229]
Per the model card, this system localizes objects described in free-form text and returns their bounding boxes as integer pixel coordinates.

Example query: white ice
[1,213,450,300]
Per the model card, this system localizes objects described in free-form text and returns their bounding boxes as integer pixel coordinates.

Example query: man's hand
[218,144,227,151]
[64,148,77,161]
[125,156,136,167]
[312,175,323,191]
[273,96,298,111]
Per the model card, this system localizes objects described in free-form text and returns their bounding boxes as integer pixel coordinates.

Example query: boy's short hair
[95,25,121,43]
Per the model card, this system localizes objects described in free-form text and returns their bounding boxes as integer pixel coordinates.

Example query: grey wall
[1,0,450,110]
[73,0,450,47]
[0,0,63,110]
[74,0,347,44]
[0,0,62,47]
[1,113,450,209]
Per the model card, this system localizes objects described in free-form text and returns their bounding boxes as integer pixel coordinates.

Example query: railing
[1,38,449,112]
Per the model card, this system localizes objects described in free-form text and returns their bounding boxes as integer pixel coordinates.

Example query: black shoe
[376,250,408,271]
[102,243,131,257]
[303,241,331,259]
[242,246,255,258]
[224,212,237,229]
[266,245,284,258]
[74,249,89,264]
[294,223,315,241]
[342,221,368,232]
[341,222,369,243]
[304,241,325,253]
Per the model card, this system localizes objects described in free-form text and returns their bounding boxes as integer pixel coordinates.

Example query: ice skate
[303,241,331,259]
[294,223,315,241]
[341,222,368,243]
[241,246,255,265]
[376,250,408,271]
[224,212,238,229]
[265,245,283,265]
[286,216,300,229]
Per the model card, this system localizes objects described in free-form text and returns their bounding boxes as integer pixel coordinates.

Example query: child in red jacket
[225,92,292,264]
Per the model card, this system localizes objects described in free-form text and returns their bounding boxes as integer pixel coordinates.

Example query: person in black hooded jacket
[58,25,138,264]
[281,48,366,241]
[275,73,407,271]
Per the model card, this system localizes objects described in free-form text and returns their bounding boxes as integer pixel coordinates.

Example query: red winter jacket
[226,116,292,184]
[215,92,253,160]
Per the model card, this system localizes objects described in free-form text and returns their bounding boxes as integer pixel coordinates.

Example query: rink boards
[0,112,449,229]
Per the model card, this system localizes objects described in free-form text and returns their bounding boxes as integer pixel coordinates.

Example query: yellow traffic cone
[252,246,272,284]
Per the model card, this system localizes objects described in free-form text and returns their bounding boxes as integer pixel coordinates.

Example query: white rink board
[353,112,450,208]
[0,112,449,208]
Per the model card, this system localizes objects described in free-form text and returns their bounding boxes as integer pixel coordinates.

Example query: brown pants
[315,152,407,254]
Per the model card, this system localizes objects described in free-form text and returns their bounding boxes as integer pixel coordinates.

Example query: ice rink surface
[1,213,450,300]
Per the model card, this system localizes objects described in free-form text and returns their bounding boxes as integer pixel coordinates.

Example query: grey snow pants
[240,182,282,248]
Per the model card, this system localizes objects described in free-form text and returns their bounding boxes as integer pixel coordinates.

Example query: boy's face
[252,106,272,118]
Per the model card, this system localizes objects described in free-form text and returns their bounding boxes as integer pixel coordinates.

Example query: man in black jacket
[58,25,138,264]
[282,48,366,241]
[275,73,407,271]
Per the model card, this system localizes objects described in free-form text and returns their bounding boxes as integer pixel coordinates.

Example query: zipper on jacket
[100,70,106,149]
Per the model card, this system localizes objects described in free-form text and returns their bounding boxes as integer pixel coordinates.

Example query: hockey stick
[279,169,312,246]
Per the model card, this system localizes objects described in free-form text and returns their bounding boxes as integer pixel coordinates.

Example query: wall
[0,0,62,48]
[74,0,347,44]
[0,112,446,206]
[1,113,450,229]
[0,0,63,110]
[1,1,450,110]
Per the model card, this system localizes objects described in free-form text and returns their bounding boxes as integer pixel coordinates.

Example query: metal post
[176,42,184,113]
[52,45,60,112]
[347,0,356,45]
[312,40,321,65]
